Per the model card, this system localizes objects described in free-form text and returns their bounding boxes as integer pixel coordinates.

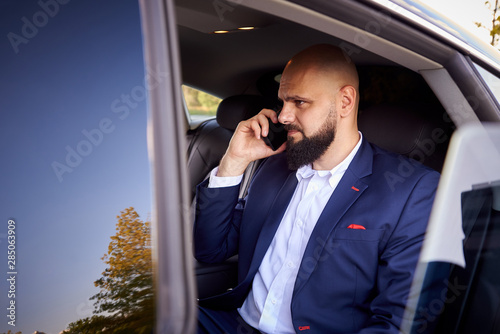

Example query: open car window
[0,1,153,332]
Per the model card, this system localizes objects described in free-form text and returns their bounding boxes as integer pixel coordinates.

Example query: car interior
[173,0,498,330]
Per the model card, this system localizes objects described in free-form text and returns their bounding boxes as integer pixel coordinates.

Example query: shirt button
[287,261,294,268]
[296,220,303,227]
[272,299,277,304]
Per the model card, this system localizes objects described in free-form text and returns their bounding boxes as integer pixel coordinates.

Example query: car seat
[187,95,267,200]
[358,102,451,172]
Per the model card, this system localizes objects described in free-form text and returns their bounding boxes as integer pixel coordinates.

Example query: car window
[402,123,500,333]
[474,63,500,105]
[182,85,222,122]
[0,1,153,332]
[448,182,500,332]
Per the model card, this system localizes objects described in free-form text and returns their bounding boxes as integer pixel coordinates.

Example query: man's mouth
[285,125,303,139]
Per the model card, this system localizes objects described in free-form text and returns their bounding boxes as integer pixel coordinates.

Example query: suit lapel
[245,172,298,281]
[294,140,374,293]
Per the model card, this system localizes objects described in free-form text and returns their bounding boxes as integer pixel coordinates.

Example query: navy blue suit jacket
[194,139,440,333]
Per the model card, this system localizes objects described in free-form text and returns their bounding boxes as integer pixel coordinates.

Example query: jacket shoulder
[368,142,440,193]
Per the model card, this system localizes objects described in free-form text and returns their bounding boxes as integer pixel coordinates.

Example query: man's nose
[278,103,295,124]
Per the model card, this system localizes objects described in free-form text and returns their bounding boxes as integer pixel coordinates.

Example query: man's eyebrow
[281,95,311,102]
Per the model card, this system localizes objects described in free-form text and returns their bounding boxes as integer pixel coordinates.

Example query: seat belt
[238,159,262,199]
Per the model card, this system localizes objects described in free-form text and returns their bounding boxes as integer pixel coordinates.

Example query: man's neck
[312,131,361,171]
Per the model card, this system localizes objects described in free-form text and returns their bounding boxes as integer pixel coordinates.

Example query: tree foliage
[65,207,154,333]
[182,85,221,116]
[476,0,500,47]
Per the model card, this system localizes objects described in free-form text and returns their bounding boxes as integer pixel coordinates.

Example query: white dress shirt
[208,134,362,333]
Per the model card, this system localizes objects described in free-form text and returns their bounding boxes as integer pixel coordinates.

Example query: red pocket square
[347,224,366,230]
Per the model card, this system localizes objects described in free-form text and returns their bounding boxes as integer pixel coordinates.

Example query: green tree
[182,85,221,116]
[65,315,110,334]
[66,207,154,333]
[182,85,201,108]
[476,0,500,47]
[197,89,221,113]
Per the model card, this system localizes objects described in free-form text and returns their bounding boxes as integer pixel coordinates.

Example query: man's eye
[295,100,305,107]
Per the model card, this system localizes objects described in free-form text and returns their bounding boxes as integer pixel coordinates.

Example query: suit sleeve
[193,178,244,264]
[360,170,440,333]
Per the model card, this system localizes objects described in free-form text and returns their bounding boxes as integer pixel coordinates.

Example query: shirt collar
[295,132,363,187]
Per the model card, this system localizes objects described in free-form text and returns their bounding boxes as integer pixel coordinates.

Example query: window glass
[407,182,500,333]
[182,85,222,122]
[474,63,500,105]
[402,124,500,333]
[0,1,153,332]
[450,183,500,333]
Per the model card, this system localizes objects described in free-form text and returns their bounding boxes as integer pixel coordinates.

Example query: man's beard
[286,108,337,170]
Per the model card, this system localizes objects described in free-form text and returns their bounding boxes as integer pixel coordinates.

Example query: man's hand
[218,109,287,177]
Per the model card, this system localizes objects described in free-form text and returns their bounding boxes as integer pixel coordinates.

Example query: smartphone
[263,115,287,151]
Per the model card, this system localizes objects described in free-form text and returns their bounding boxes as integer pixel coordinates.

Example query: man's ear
[338,85,357,118]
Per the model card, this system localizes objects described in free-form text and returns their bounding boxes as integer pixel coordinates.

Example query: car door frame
[139,0,197,332]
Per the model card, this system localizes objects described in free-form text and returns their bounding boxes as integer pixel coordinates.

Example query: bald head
[277,44,361,169]
[283,44,359,93]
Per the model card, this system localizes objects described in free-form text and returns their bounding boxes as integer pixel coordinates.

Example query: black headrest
[216,95,267,131]
[358,103,449,171]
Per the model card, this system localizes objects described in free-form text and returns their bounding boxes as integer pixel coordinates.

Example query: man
[194,44,440,333]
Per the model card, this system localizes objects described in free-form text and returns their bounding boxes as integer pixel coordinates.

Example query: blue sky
[0,1,152,332]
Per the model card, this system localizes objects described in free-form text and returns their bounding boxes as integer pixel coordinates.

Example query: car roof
[176,0,396,98]
[176,0,500,99]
